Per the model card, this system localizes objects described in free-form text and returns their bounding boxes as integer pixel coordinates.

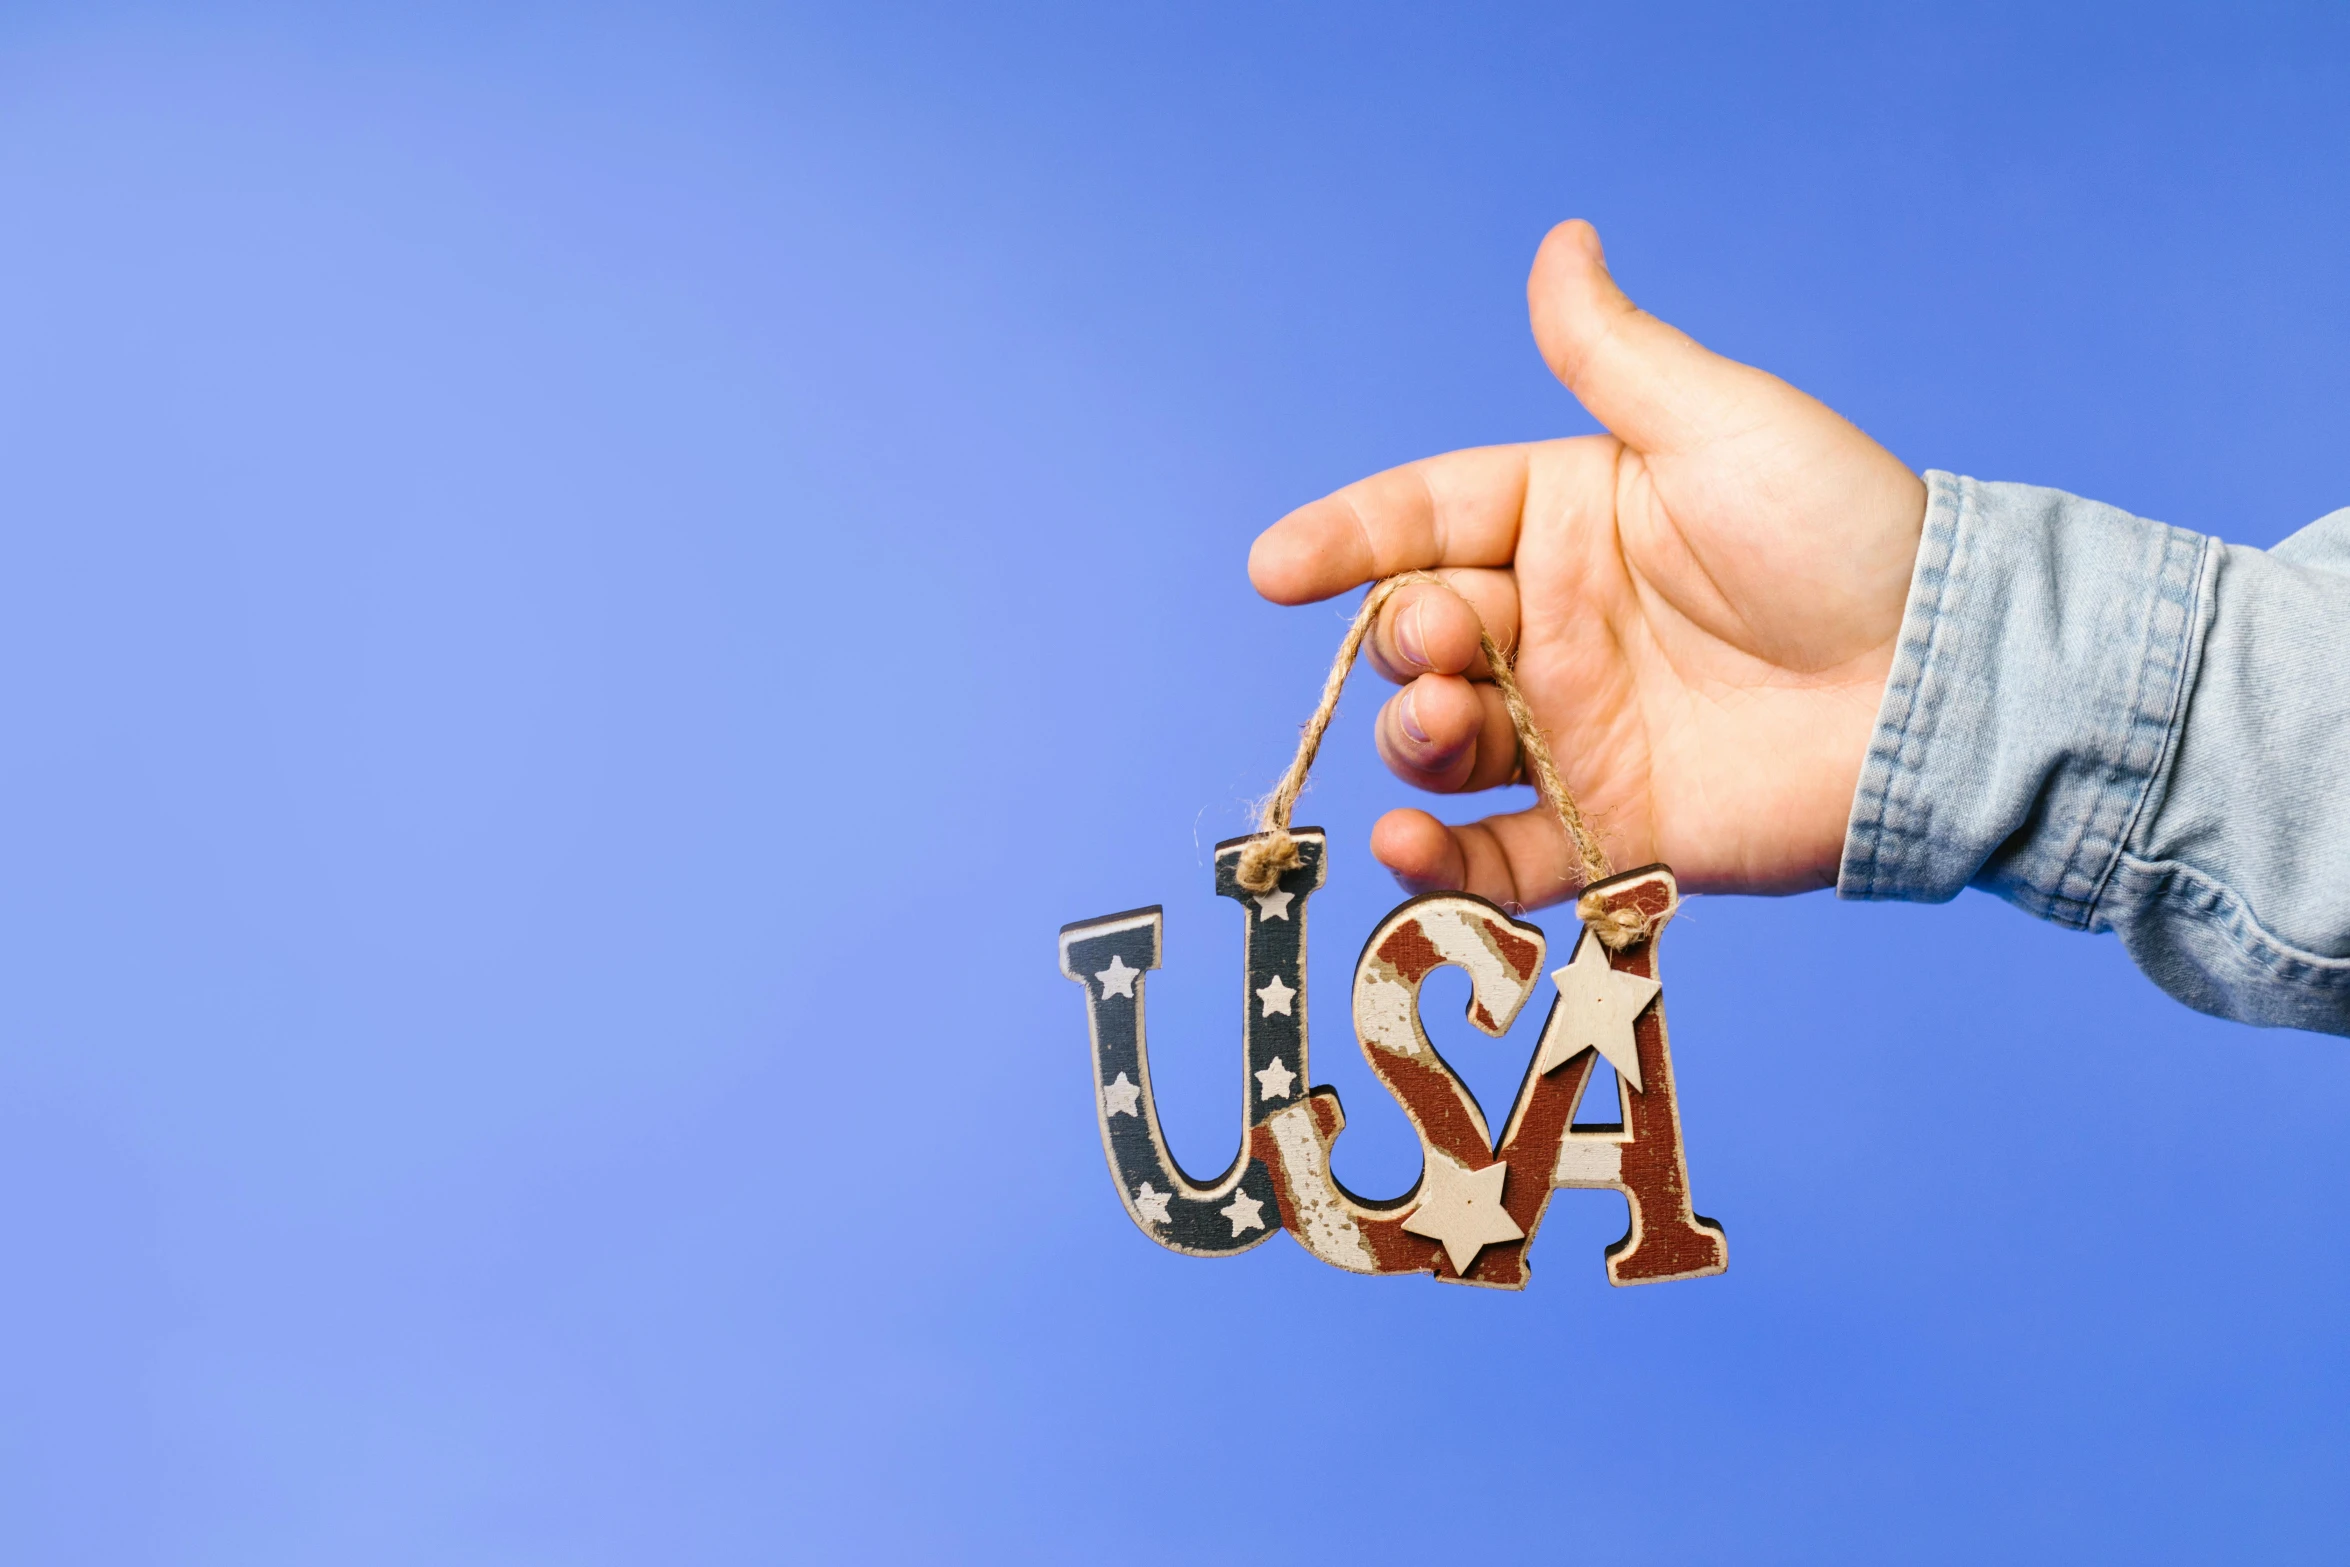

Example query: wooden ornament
[1055,830,1328,1256]
[1059,833,1726,1289]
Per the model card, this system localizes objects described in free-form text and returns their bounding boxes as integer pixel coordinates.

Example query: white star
[1220,1188,1266,1236]
[1253,888,1294,921]
[1101,1071,1141,1117]
[1133,1182,1173,1225]
[1254,1056,1297,1101]
[1095,954,1140,1000]
[1401,1151,1525,1275]
[1533,929,1663,1090]
[1255,972,1296,1017]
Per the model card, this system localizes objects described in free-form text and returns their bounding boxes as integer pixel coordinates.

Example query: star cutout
[1253,888,1294,921]
[1533,930,1662,1090]
[1095,954,1140,1000]
[1132,1182,1172,1225]
[1401,1151,1524,1275]
[1254,1056,1296,1101]
[1101,1071,1141,1117]
[1220,1189,1266,1236]
[1255,972,1296,1017]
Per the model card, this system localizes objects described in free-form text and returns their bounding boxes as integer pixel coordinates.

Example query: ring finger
[1376,675,1523,794]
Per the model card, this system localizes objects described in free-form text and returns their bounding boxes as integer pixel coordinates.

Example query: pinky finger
[1368,804,1589,913]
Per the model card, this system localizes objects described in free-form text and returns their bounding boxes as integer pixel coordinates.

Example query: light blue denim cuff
[1838,471,2212,925]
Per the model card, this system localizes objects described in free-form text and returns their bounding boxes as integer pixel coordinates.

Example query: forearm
[1839,471,2350,1035]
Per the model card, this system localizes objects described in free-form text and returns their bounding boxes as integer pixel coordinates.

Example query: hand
[1247,220,1927,906]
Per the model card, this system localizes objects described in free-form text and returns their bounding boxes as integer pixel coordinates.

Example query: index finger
[1247,443,1532,606]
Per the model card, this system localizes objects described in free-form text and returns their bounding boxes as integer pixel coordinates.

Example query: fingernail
[1400,686,1430,745]
[1395,599,1430,669]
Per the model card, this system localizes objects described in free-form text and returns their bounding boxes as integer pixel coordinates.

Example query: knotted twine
[1233,572,1650,950]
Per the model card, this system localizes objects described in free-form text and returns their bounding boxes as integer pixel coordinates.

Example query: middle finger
[1364,568,1524,686]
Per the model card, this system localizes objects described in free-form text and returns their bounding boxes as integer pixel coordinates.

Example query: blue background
[1,5,2345,1561]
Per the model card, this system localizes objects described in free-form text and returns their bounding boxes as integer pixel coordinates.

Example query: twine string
[1234,572,1648,948]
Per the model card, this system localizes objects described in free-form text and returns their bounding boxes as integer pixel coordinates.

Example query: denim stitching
[2038,525,2200,925]
[2002,511,2201,929]
[2112,852,2350,987]
[2084,535,2214,925]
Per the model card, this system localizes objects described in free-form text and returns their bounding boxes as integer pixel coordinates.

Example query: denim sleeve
[1838,470,2350,1035]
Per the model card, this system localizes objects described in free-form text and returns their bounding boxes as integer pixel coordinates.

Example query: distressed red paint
[1375,919,1444,984]
[1484,918,1540,980]
[1579,866,1727,1285]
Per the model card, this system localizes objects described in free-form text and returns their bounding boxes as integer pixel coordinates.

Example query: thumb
[1527,220,1764,456]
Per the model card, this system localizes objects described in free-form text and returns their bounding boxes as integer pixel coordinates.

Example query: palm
[1250,222,1924,908]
